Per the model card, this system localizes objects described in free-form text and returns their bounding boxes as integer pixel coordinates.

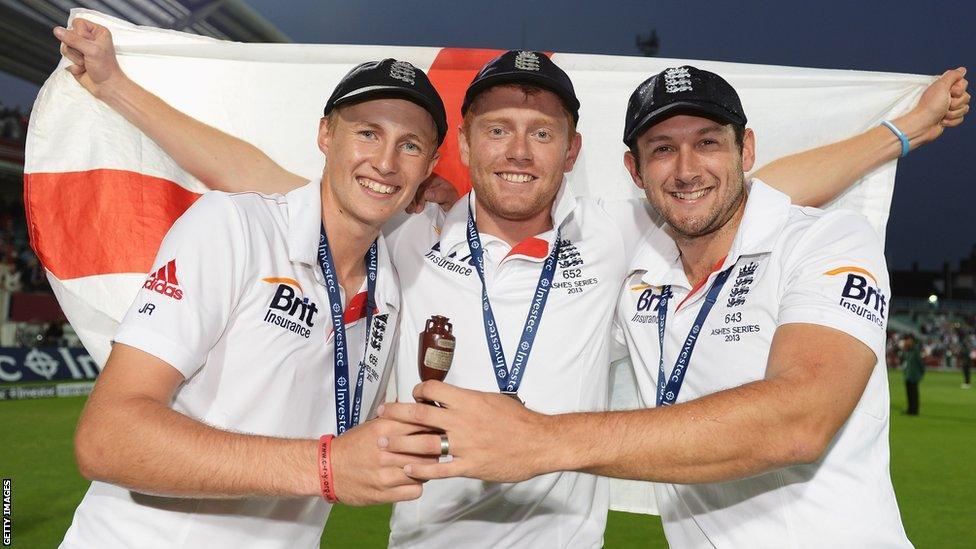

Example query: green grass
[1,371,971,547]
[887,371,975,548]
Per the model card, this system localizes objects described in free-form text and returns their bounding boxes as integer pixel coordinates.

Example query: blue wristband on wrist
[881,120,910,158]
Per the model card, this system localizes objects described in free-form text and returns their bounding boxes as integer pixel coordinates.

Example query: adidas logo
[144,259,184,300]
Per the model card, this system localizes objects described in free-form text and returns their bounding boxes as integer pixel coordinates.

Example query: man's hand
[377,381,552,483]
[329,418,438,505]
[898,67,969,147]
[54,19,127,98]
[406,174,460,214]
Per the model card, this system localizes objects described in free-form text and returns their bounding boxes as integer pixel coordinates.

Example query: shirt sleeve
[597,197,663,258]
[609,315,630,363]
[382,202,441,259]
[113,192,248,379]
[777,210,890,357]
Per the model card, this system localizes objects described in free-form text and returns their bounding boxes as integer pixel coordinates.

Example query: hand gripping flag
[24,9,932,514]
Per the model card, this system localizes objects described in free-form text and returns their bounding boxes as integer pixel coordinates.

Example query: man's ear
[318,117,332,155]
[624,149,645,190]
[563,131,583,173]
[740,128,756,173]
[458,124,471,168]
[424,151,440,180]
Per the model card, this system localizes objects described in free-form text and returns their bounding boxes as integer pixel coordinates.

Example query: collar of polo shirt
[284,179,399,311]
[435,183,577,259]
[629,179,792,290]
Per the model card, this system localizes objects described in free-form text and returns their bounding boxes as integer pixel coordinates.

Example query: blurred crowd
[0,197,48,293]
[887,312,976,375]
[0,105,28,143]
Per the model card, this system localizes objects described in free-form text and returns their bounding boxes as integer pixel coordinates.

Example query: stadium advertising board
[0,347,98,384]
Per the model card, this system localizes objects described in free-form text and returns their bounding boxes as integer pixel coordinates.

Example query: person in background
[901,333,925,415]
[961,334,972,389]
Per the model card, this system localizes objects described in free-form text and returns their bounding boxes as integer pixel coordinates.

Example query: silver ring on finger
[439,434,450,457]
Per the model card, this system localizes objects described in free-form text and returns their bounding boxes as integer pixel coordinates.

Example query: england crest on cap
[663,67,692,93]
[389,61,417,85]
[514,51,541,71]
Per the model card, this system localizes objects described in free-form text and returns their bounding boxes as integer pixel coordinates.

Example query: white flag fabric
[25,8,932,515]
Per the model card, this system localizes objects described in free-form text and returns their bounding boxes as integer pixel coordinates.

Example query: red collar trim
[677,256,727,311]
[503,236,550,260]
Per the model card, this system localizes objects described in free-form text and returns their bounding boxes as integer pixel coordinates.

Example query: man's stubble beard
[473,172,557,223]
[652,158,747,243]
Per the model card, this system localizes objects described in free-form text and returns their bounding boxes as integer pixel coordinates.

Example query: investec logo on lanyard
[656,266,734,406]
[318,225,378,434]
[466,198,560,399]
[512,275,551,381]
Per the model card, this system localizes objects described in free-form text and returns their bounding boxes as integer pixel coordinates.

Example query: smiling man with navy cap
[613,68,912,545]
[382,48,622,547]
[55,19,447,548]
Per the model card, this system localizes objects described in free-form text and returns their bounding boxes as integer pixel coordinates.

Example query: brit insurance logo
[825,266,887,328]
[143,259,183,300]
[629,283,664,324]
[424,241,475,277]
[261,277,319,339]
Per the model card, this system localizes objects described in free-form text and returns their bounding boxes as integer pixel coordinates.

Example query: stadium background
[0,1,973,546]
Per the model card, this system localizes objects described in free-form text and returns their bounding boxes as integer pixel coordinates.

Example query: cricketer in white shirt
[384,187,647,548]
[616,179,910,548]
[61,180,399,548]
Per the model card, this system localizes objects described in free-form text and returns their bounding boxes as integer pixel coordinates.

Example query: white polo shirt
[385,186,647,548]
[61,180,399,549]
[616,180,910,548]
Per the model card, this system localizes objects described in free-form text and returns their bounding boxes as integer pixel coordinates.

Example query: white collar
[436,183,577,260]
[629,178,791,289]
[285,179,399,310]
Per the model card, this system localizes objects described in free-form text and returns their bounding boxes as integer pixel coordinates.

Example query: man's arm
[75,343,433,503]
[380,212,888,484]
[54,19,462,211]
[754,68,969,207]
[54,19,304,194]
[75,344,316,497]
[377,324,872,483]
[73,192,436,504]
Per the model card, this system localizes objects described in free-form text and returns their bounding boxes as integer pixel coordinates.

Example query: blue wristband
[881,120,910,158]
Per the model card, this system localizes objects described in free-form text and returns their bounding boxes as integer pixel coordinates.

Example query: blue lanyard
[318,224,377,434]
[466,203,561,396]
[656,265,734,406]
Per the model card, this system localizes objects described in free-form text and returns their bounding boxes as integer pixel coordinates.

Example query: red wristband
[318,434,338,503]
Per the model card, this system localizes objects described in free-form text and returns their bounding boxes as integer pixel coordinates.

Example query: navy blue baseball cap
[323,58,448,145]
[462,50,580,124]
[623,66,747,147]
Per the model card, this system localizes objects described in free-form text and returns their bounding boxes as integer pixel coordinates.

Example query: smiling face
[625,114,755,241]
[459,85,581,226]
[318,97,439,228]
